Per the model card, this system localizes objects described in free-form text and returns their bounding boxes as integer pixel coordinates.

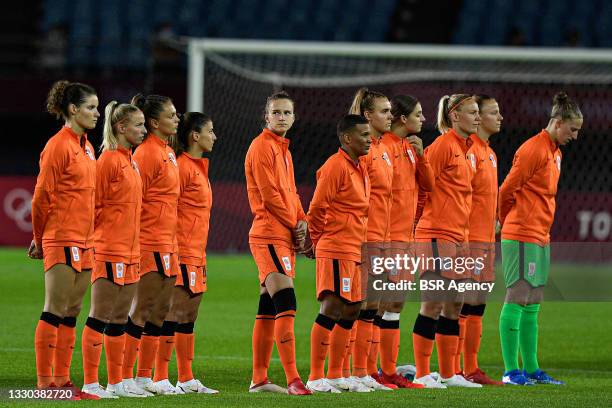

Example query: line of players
[246,88,582,394]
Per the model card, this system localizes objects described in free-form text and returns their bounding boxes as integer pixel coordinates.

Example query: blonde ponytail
[101,101,141,152]
[436,95,451,133]
[349,87,387,116]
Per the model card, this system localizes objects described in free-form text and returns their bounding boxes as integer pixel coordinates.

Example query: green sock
[520,303,541,374]
[499,303,524,373]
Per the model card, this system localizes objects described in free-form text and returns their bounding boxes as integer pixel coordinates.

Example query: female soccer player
[457,95,504,385]
[305,114,372,393]
[244,91,311,395]
[346,88,406,391]
[152,112,219,394]
[379,94,434,384]
[122,94,181,395]
[30,80,99,399]
[498,92,582,386]
[411,94,482,388]
[80,101,147,398]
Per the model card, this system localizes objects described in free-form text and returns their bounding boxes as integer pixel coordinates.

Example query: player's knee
[342,302,362,321]
[272,287,297,314]
[385,301,405,313]
[64,304,82,318]
[420,301,443,318]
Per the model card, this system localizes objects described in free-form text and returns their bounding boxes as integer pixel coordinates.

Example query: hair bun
[553,92,569,105]
[131,93,146,108]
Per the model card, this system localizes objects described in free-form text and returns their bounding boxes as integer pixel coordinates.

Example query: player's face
[555,117,583,145]
[366,97,392,134]
[155,102,180,137]
[456,100,481,135]
[196,120,216,153]
[265,99,295,136]
[73,94,100,130]
[347,123,372,157]
[404,102,425,134]
[478,100,503,136]
[124,111,146,147]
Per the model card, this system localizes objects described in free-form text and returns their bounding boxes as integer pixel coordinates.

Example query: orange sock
[54,317,77,385]
[176,322,195,382]
[413,314,437,379]
[464,314,483,375]
[456,314,467,374]
[342,325,357,377]
[137,322,161,379]
[309,314,335,381]
[327,320,353,379]
[82,318,105,385]
[252,315,275,384]
[122,318,144,380]
[104,324,125,385]
[35,313,61,388]
[436,316,459,379]
[367,319,381,375]
[274,310,299,384]
[379,316,400,376]
[352,318,373,377]
[153,321,177,382]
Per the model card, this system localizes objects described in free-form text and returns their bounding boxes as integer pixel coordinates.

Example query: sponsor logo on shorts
[163,254,171,271]
[474,264,482,276]
[190,271,196,287]
[116,263,124,279]
[282,256,292,271]
[528,262,536,277]
[71,247,80,262]
[342,277,351,293]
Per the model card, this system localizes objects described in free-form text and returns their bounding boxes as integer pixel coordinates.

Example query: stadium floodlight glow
[187,38,612,112]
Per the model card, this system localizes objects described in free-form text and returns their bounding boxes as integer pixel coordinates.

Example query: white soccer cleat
[396,364,417,378]
[122,378,154,396]
[151,379,184,395]
[440,374,483,388]
[106,381,146,398]
[81,382,118,399]
[135,377,159,394]
[354,375,393,391]
[248,379,287,393]
[305,378,342,393]
[325,377,351,392]
[345,376,373,392]
[413,374,447,389]
[176,378,219,394]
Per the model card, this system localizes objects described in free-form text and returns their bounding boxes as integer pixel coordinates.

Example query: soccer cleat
[396,364,417,381]
[370,372,398,389]
[135,377,160,394]
[177,378,219,394]
[465,368,504,386]
[123,378,154,396]
[325,377,351,392]
[353,375,393,391]
[381,372,425,389]
[343,377,372,392]
[524,369,565,385]
[106,381,147,398]
[286,378,312,395]
[81,382,118,399]
[413,374,447,389]
[249,378,287,393]
[151,379,184,395]
[305,378,341,393]
[502,370,535,385]
[441,374,483,388]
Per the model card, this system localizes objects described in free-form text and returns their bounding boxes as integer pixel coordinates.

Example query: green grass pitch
[0,248,611,407]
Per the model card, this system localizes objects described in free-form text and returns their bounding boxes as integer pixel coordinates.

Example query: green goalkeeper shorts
[501,239,550,288]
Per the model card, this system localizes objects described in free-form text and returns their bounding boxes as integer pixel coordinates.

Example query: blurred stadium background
[1,0,611,257]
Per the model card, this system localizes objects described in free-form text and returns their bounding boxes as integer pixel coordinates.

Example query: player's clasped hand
[293,220,308,249]
[27,240,43,259]
[408,135,424,156]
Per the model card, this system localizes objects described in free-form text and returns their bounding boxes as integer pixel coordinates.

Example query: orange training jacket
[245,128,306,247]
[94,146,142,264]
[133,134,180,253]
[499,129,562,245]
[415,129,474,243]
[176,153,212,266]
[362,136,393,242]
[382,132,434,242]
[32,126,96,249]
[467,134,498,243]
[307,148,370,262]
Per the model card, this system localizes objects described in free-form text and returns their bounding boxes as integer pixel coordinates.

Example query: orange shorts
[175,264,207,295]
[92,260,140,285]
[249,243,295,285]
[469,242,496,282]
[414,238,469,280]
[43,246,94,272]
[140,251,179,277]
[316,257,364,303]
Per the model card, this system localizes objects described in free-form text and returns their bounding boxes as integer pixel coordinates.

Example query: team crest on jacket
[382,151,392,167]
[489,153,497,168]
[555,155,561,171]
[406,148,415,164]
[85,146,95,160]
[132,161,140,175]
[168,152,177,166]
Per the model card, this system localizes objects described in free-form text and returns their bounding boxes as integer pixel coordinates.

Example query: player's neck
[65,120,85,136]
[390,124,408,138]
[152,131,169,143]
[187,144,204,158]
